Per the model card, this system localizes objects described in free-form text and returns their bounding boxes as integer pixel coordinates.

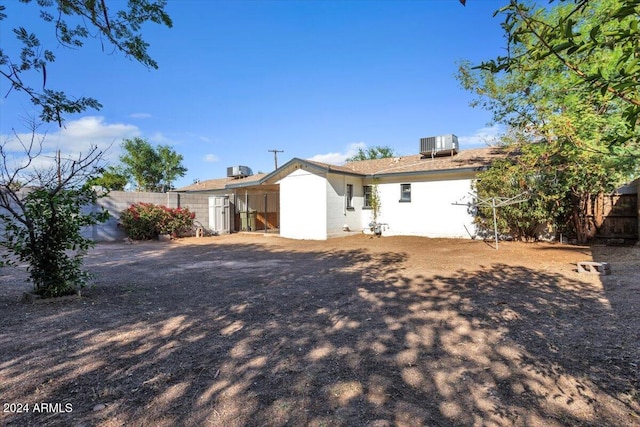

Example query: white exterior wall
[362,175,476,238]
[279,168,328,240]
[326,173,364,238]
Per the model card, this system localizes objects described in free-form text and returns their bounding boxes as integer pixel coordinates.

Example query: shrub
[0,187,110,298]
[120,203,195,240]
[160,206,196,236]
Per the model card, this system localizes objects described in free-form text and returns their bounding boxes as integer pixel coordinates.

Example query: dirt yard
[0,233,638,427]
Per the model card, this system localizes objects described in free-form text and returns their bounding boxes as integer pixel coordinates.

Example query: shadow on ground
[0,240,638,426]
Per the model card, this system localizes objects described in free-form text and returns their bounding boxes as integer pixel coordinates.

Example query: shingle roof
[343,146,510,176]
[177,147,510,192]
[302,159,366,175]
[176,173,267,192]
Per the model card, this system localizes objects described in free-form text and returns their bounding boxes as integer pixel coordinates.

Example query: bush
[0,187,110,298]
[120,203,195,240]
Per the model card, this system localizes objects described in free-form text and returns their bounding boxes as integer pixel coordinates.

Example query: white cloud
[129,112,152,119]
[203,154,219,163]
[147,132,176,145]
[0,116,141,175]
[307,142,367,165]
[458,125,503,148]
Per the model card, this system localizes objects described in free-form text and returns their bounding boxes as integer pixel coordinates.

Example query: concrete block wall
[178,193,210,230]
[85,191,212,242]
[0,189,211,243]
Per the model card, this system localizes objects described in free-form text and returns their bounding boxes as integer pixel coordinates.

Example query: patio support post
[264,193,268,232]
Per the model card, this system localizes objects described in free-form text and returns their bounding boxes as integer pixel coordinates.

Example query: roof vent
[420,134,459,157]
[227,165,253,178]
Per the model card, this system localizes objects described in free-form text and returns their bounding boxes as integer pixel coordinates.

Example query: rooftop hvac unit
[227,165,253,178]
[420,134,459,157]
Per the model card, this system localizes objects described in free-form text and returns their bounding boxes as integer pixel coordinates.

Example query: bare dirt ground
[0,233,638,427]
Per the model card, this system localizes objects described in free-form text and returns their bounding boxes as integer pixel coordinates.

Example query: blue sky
[1,0,507,188]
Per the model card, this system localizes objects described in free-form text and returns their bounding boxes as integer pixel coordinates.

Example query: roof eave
[261,158,364,183]
[370,165,489,179]
[175,187,226,193]
[225,178,267,189]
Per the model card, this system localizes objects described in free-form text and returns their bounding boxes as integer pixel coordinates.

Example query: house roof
[176,173,267,192]
[343,146,510,176]
[302,159,365,175]
[177,146,511,192]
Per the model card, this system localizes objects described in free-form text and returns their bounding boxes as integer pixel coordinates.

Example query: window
[400,183,411,202]
[346,184,354,209]
[363,185,373,208]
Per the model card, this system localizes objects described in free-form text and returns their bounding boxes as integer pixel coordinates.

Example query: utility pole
[268,149,284,169]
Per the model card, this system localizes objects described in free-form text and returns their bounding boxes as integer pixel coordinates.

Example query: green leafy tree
[120,138,187,192]
[157,145,187,192]
[459,0,639,242]
[119,137,161,191]
[472,155,548,241]
[0,0,172,126]
[0,1,170,298]
[347,146,396,162]
[86,165,130,191]
[0,125,109,298]
[476,0,640,145]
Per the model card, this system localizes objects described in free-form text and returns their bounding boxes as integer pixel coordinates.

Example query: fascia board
[369,166,488,180]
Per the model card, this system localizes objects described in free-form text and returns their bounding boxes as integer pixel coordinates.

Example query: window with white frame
[400,183,411,202]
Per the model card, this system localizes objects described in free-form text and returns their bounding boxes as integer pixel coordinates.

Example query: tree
[0,122,109,298]
[347,146,396,162]
[157,145,187,192]
[0,2,171,298]
[459,0,639,242]
[0,0,172,126]
[120,137,161,191]
[476,0,640,146]
[86,165,130,191]
[120,137,187,192]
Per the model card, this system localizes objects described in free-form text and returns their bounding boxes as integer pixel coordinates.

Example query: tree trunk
[593,192,605,228]
[571,192,594,244]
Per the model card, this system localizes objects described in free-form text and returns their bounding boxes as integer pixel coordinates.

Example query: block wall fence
[84,191,211,241]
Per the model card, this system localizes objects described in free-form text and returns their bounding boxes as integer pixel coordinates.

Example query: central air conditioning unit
[420,134,459,157]
[227,165,253,178]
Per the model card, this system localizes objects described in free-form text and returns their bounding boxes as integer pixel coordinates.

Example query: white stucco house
[177,145,508,240]
[137,132,639,241]
[259,146,507,240]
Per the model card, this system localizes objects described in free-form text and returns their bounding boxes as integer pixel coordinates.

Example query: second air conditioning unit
[227,165,253,178]
[420,134,459,157]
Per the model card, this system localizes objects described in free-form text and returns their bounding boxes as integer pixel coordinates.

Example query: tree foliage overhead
[0,1,171,299]
[347,146,396,162]
[120,137,187,192]
[0,0,172,125]
[479,0,640,143]
[459,0,639,242]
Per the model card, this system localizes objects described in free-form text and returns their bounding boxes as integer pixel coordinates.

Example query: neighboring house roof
[176,173,267,192]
